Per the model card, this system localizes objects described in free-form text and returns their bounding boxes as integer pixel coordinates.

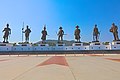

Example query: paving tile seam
[0,56,36,68]
[68,57,120,75]
[0,56,120,80]
[82,57,120,72]
[11,57,51,80]
[11,66,36,80]
[31,56,77,80]
[105,58,120,62]
[68,66,77,80]
[63,57,77,80]
[0,59,10,62]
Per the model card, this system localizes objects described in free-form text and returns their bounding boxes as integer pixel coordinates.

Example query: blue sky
[0,0,120,43]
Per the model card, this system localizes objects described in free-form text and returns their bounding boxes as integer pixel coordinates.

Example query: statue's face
[112,24,115,26]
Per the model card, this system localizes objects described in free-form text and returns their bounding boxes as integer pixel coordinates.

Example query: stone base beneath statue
[92,41,99,43]
[72,43,83,46]
[39,44,49,46]
[0,42,13,46]
[112,41,120,45]
[3,41,9,43]
[90,41,101,46]
[56,43,65,46]
[113,40,120,42]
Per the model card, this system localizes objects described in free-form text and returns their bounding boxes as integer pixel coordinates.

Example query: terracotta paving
[0,59,10,62]
[105,58,120,62]
[0,54,120,80]
[37,56,69,66]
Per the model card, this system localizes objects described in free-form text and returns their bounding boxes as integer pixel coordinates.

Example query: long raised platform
[0,41,120,55]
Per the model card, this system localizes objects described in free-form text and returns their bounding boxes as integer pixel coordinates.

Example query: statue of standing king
[24,25,31,43]
[41,25,48,42]
[58,27,64,43]
[74,25,81,42]
[93,24,100,42]
[2,24,11,43]
[110,23,119,41]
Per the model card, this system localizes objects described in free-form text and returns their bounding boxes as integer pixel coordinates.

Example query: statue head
[112,23,115,26]
[76,25,79,28]
[59,27,62,29]
[95,24,97,27]
[26,25,29,29]
[6,24,9,28]
[44,27,46,30]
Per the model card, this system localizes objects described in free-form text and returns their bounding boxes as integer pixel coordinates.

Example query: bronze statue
[58,27,64,42]
[2,24,11,43]
[41,25,47,41]
[110,23,119,41]
[24,25,31,42]
[74,25,80,42]
[93,24,100,42]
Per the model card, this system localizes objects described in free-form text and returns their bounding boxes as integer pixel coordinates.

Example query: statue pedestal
[56,43,65,46]
[111,41,120,50]
[90,42,110,50]
[90,42,101,50]
[0,43,13,51]
[92,41,99,43]
[112,41,120,45]
[3,41,9,43]
[72,43,83,46]
[90,42,101,46]
[0,43,13,46]
[39,44,49,46]
[113,40,120,42]
[18,43,32,46]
